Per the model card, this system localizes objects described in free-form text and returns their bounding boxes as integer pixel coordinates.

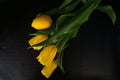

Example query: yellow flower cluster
[28,14,57,78]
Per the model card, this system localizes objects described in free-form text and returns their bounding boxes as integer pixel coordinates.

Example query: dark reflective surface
[0,0,120,80]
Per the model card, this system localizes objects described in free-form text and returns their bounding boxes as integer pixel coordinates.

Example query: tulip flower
[37,45,57,65]
[28,35,48,50]
[41,60,57,78]
[31,14,53,30]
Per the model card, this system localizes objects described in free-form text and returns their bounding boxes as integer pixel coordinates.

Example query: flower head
[37,45,57,65]
[28,35,48,50]
[41,60,57,78]
[37,45,57,78]
[31,14,53,30]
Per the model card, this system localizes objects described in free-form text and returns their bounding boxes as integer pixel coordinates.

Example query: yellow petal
[32,46,42,50]
[41,60,57,78]
[28,35,48,50]
[31,15,52,30]
[37,45,57,65]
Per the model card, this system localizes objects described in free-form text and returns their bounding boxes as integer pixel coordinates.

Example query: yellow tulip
[37,45,57,65]
[28,35,48,50]
[31,14,53,30]
[41,60,57,78]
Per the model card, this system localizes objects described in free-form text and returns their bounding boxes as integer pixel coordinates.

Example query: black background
[0,0,120,80]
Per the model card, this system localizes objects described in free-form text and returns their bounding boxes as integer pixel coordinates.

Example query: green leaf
[97,5,116,25]
[46,0,81,15]
[59,0,73,10]
[32,0,102,47]
[56,52,64,72]
[57,34,70,53]
[55,0,102,34]
[56,13,73,30]
[81,0,87,3]
[60,0,81,13]
[28,29,53,36]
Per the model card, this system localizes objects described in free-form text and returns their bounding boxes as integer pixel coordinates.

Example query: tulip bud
[31,15,53,30]
[28,35,48,50]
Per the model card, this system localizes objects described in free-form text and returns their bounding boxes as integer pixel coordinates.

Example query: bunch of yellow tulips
[28,0,116,79]
[28,14,57,78]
